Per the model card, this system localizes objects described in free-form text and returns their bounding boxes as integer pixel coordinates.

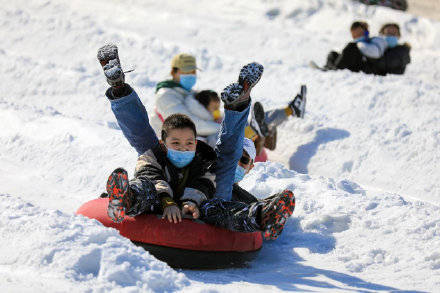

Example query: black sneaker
[221,62,264,109]
[260,190,295,240]
[289,85,307,118]
[250,101,269,137]
[97,44,125,87]
[106,168,132,223]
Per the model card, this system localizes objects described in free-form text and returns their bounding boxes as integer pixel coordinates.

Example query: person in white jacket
[150,53,221,138]
[324,21,388,73]
[152,54,307,152]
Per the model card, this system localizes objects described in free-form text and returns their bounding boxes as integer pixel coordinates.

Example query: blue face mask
[167,148,195,168]
[234,165,247,183]
[354,36,366,43]
[385,36,399,48]
[179,74,197,91]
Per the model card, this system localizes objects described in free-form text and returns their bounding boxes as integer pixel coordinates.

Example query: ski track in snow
[1,0,439,291]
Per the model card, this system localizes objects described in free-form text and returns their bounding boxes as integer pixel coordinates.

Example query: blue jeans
[265,108,288,128]
[107,87,159,155]
[107,86,250,200]
[214,105,250,200]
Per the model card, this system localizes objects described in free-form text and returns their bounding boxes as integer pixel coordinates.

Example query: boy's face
[383,26,400,37]
[164,128,197,152]
[351,27,365,39]
[238,150,254,175]
[207,100,220,113]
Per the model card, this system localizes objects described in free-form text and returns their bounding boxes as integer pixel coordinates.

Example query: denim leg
[199,198,262,232]
[107,87,159,155]
[214,103,251,200]
[265,108,288,129]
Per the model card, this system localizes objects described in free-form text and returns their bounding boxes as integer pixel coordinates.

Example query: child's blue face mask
[385,36,399,48]
[234,165,247,183]
[167,148,195,168]
[180,74,197,91]
[354,36,366,43]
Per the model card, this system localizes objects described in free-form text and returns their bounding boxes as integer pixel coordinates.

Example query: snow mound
[0,194,188,292]
[234,163,440,290]
[1,0,440,291]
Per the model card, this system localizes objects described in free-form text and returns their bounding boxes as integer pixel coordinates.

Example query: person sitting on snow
[150,53,221,141]
[97,44,295,240]
[369,23,411,75]
[152,53,306,152]
[324,21,388,73]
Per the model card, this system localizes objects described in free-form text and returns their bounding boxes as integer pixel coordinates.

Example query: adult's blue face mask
[385,36,399,48]
[180,74,197,91]
[167,148,195,168]
[234,165,247,183]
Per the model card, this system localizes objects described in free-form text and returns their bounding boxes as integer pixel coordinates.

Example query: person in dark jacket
[325,21,387,73]
[369,23,411,75]
[107,113,217,224]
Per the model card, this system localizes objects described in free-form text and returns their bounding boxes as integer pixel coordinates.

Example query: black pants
[128,177,265,233]
[126,178,162,217]
[326,42,365,72]
[199,198,263,233]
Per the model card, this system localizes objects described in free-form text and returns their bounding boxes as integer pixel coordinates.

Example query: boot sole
[106,168,129,223]
[221,63,264,107]
[236,62,264,104]
[97,44,125,87]
[262,190,295,240]
[97,44,120,66]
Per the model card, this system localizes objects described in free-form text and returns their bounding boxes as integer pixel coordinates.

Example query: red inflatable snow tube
[76,198,262,269]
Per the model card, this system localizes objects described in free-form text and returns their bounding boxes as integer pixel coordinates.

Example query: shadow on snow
[289,128,350,173]
[182,218,407,292]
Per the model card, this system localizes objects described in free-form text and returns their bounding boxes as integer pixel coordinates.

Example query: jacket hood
[155,80,184,93]
[194,140,217,169]
[184,95,214,121]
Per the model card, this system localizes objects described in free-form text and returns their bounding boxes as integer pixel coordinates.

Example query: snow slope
[1,0,439,291]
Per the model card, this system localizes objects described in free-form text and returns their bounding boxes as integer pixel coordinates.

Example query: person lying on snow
[97,44,295,240]
[245,86,306,156]
[191,88,306,158]
[324,21,388,73]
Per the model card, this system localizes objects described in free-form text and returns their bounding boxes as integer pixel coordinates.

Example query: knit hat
[243,138,256,161]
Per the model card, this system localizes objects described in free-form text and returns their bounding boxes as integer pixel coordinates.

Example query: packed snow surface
[1,0,439,291]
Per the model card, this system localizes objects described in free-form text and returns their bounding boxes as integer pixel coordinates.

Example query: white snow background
[1,0,439,291]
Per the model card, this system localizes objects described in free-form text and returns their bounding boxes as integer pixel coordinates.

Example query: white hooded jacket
[150,84,221,137]
[357,36,388,59]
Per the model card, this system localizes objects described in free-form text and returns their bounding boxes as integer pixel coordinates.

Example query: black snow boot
[221,62,264,111]
[250,101,269,137]
[97,44,125,87]
[106,168,133,223]
[289,85,307,119]
[260,190,295,240]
